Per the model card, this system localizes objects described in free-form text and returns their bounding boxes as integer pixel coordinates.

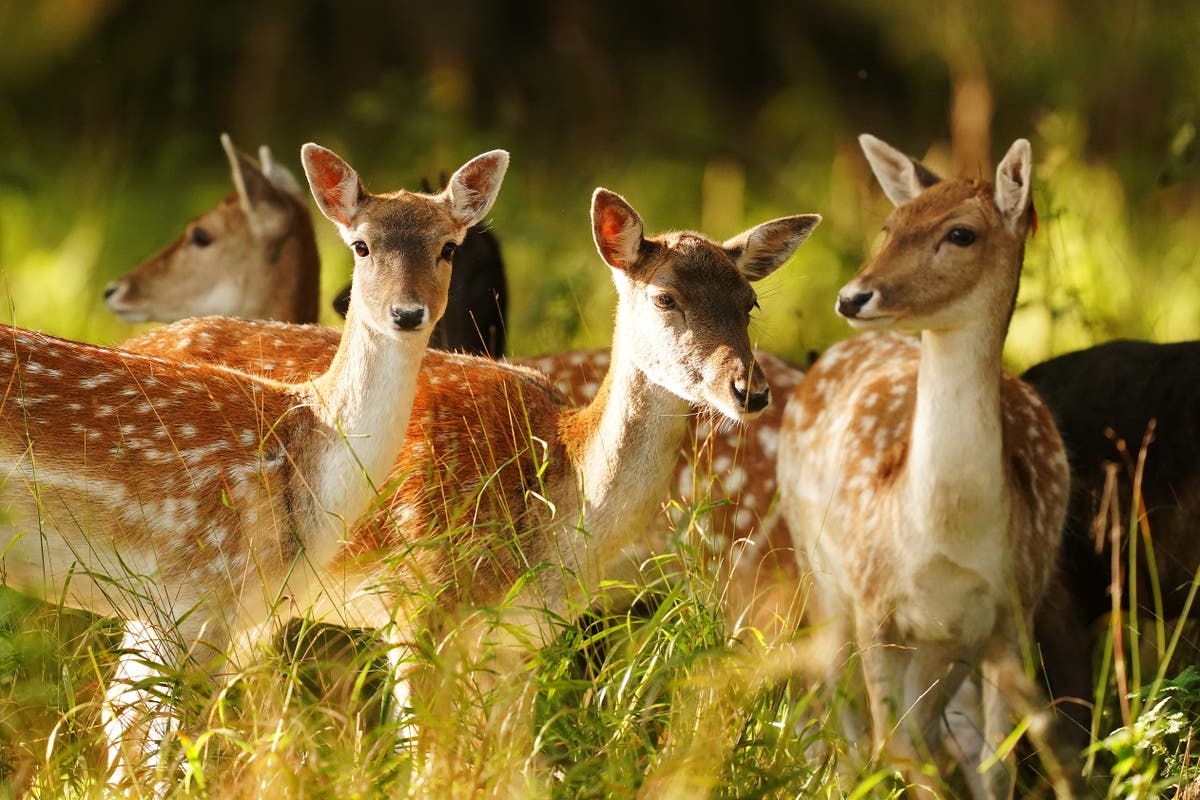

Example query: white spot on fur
[79,374,113,390]
[726,465,746,493]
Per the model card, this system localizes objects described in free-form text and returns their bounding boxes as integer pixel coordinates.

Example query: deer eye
[440,241,457,262]
[945,227,976,247]
[652,292,676,310]
[352,241,369,258]
[191,227,213,247]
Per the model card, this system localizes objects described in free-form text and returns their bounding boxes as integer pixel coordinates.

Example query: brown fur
[124,319,811,636]
[777,136,1074,798]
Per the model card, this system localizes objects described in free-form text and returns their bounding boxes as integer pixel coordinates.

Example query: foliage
[1,1,1200,797]
[1093,667,1200,800]
[0,1,1196,366]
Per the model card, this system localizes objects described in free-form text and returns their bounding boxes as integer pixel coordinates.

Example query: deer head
[104,134,315,324]
[836,135,1034,334]
[303,145,509,339]
[591,188,819,421]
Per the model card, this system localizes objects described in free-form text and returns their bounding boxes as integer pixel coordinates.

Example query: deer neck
[302,307,429,541]
[562,329,691,553]
[255,208,322,324]
[906,314,1009,542]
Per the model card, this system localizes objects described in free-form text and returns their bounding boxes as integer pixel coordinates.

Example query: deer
[776,135,1077,798]
[108,147,811,636]
[1022,339,1200,743]
[103,133,508,355]
[333,175,509,356]
[103,134,321,325]
[0,143,509,786]
[118,188,820,785]
[103,133,807,634]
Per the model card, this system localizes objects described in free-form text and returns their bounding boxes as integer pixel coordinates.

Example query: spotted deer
[0,144,509,783]
[777,136,1076,798]
[120,189,819,780]
[104,133,508,355]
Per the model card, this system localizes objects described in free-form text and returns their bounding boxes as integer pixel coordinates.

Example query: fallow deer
[104,134,320,325]
[777,135,1074,798]
[104,133,508,355]
[119,189,819,781]
[0,143,509,784]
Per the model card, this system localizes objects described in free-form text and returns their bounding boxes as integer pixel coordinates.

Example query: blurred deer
[104,133,507,355]
[104,134,319,325]
[1,143,508,785]
[777,135,1077,798]
[1024,339,1200,742]
[120,189,819,785]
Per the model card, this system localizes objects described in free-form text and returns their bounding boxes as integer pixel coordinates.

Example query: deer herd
[2,130,1194,798]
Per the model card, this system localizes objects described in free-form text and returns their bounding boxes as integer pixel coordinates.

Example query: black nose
[103,283,119,300]
[836,290,874,318]
[391,306,425,331]
[731,380,770,414]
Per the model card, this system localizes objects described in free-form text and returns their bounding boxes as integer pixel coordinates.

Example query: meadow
[2,1,1200,797]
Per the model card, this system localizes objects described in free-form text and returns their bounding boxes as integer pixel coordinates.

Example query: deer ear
[724,213,821,281]
[444,150,509,227]
[257,144,303,198]
[222,133,290,236]
[591,189,645,271]
[994,138,1033,234]
[301,143,365,227]
[859,133,942,206]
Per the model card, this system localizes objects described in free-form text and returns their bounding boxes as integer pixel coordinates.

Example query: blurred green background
[0,0,1196,370]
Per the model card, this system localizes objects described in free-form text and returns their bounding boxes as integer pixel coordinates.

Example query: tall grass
[6,445,1197,799]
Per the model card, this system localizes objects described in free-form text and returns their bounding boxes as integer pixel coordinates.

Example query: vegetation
[1,1,1199,797]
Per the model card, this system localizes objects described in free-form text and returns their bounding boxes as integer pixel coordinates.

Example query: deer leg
[382,627,420,756]
[102,618,187,792]
[980,631,1088,800]
[859,625,971,799]
[942,675,991,799]
[978,652,1018,800]
[898,644,973,798]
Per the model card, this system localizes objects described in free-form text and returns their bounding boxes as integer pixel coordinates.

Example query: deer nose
[390,305,426,331]
[103,282,120,301]
[836,290,875,319]
[731,378,770,414]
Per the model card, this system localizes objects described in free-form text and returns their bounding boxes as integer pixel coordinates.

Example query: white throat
[906,320,1008,545]
[305,313,429,545]
[572,344,692,568]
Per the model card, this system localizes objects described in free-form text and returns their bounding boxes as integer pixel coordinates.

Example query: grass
[4,462,1199,800]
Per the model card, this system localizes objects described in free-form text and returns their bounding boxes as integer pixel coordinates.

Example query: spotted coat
[780,330,1068,643]
[124,319,809,634]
